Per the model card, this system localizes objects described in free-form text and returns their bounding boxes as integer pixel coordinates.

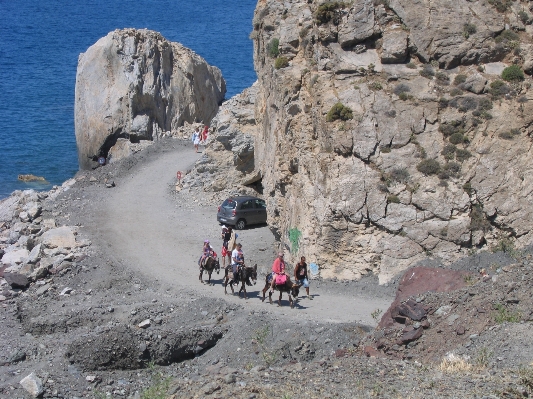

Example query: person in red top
[201,125,209,143]
[270,252,287,292]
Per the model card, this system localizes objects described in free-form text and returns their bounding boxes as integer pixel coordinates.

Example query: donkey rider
[270,252,288,294]
[230,243,244,285]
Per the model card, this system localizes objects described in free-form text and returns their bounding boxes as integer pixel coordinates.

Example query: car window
[240,200,254,210]
[254,199,266,209]
[222,199,236,209]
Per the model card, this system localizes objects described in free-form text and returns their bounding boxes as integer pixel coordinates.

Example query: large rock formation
[188,0,533,284]
[75,29,226,169]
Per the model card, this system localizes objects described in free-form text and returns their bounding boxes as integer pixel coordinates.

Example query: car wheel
[236,219,246,230]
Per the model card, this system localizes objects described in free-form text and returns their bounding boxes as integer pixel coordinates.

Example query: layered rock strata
[190,0,533,283]
[75,29,226,169]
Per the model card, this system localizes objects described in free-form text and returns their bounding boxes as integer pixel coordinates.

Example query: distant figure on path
[201,125,209,143]
[294,256,311,299]
[192,127,200,152]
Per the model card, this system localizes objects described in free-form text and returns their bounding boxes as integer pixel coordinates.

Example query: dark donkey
[261,274,301,308]
[223,263,257,299]
[199,257,220,285]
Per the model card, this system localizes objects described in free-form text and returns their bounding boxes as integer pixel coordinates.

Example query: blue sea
[0,0,257,199]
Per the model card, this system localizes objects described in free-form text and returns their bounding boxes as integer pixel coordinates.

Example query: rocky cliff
[190,0,533,283]
[75,29,226,170]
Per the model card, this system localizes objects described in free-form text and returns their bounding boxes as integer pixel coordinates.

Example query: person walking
[231,243,244,285]
[294,256,312,299]
[201,125,209,143]
[192,127,200,152]
[221,225,233,268]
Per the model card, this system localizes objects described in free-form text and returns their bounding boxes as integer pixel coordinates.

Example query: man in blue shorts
[294,256,312,299]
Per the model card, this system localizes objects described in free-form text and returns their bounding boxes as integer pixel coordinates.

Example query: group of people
[198,225,312,298]
[191,126,210,153]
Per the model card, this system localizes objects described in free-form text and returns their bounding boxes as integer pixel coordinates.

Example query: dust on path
[98,144,392,325]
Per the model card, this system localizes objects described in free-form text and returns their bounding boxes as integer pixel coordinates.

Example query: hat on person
[204,239,210,243]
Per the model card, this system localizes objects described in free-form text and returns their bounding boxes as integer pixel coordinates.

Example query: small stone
[224,374,236,384]
[59,287,73,296]
[20,372,44,397]
[138,319,151,329]
[86,375,97,383]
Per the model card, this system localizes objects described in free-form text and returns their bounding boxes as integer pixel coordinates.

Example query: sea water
[0,0,257,199]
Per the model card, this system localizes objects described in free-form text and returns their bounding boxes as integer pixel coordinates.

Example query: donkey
[261,274,301,308]
[223,263,257,299]
[199,257,220,285]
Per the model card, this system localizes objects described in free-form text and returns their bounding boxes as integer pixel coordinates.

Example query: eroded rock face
[187,0,533,283]
[75,28,226,169]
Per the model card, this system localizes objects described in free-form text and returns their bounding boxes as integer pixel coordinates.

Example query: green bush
[441,144,457,160]
[406,62,416,69]
[370,81,383,90]
[502,65,525,82]
[393,83,410,95]
[489,80,510,97]
[390,167,410,183]
[495,29,519,43]
[469,204,491,232]
[417,159,441,175]
[398,92,410,101]
[493,302,521,323]
[463,23,477,39]
[316,2,345,25]
[449,132,467,144]
[444,161,461,177]
[420,65,435,79]
[436,71,450,84]
[387,195,400,204]
[456,148,472,162]
[488,0,512,13]
[478,98,493,111]
[326,102,353,122]
[454,74,467,85]
[274,57,289,69]
[267,38,280,58]
[439,120,465,137]
[519,11,530,24]
[499,129,520,140]
[438,97,449,108]
[450,88,463,96]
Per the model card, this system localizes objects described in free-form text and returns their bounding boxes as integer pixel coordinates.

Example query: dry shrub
[439,354,473,373]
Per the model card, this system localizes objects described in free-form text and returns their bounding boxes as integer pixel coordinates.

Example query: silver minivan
[216,196,267,229]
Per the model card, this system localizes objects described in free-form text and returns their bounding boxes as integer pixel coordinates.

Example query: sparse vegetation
[267,38,280,58]
[449,132,467,145]
[315,2,345,25]
[475,347,493,368]
[436,71,450,85]
[495,29,519,43]
[499,129,520,140]
[371,308,383,322]
[420,64,435,79]
[438,97,449,108]
[463,23,477,39]
[439,120,465,137]
[488,0,513,13]
[518,11,531,25]
[326,103,353,122]
[493,302,521,323]
[387,195,400,203]
[450,87,463,97]
[442,144,457,160]
[370,81,383,90]
[454,74,467,85]
[455,148,472,162]
[469,204,491,232]
[393,83,410,96]
[439,354,473,373]
[417,159,441,175]
[502,65,525,82]
[275,56,289,69]
[478,98,493,111]
[390,167,410,183]
[406,62,416,69]
[491,237,517,256]
[489,80,510,97]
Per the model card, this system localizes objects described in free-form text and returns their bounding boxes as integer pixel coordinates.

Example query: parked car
[217,195,267,229]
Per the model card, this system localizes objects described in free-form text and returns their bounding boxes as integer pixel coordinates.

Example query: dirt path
[98,144,392,325]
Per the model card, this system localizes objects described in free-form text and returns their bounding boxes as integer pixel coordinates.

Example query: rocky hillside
[75,29,226,170]
[189,0,533,283]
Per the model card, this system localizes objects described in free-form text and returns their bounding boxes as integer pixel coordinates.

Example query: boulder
[1,248,30,266]
[4,271,29,288]
[75,28,226,169]
[381,30,409,64]
[41,226,77,249]
[461,73,487,94]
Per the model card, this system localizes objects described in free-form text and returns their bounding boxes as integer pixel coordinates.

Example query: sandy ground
[89,140,392,326]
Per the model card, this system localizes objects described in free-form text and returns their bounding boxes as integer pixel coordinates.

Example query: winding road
[97,143,392,325]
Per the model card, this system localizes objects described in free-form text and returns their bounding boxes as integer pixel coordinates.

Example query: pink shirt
[272,258,285,274]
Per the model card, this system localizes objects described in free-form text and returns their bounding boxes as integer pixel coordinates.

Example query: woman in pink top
[201,126,209,143]
[270,252,286,292]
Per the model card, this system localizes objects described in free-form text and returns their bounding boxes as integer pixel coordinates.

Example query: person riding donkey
[199,240,215,270]
[270,252,288,294]
[230,243,244,285]
[221,225,235,268]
